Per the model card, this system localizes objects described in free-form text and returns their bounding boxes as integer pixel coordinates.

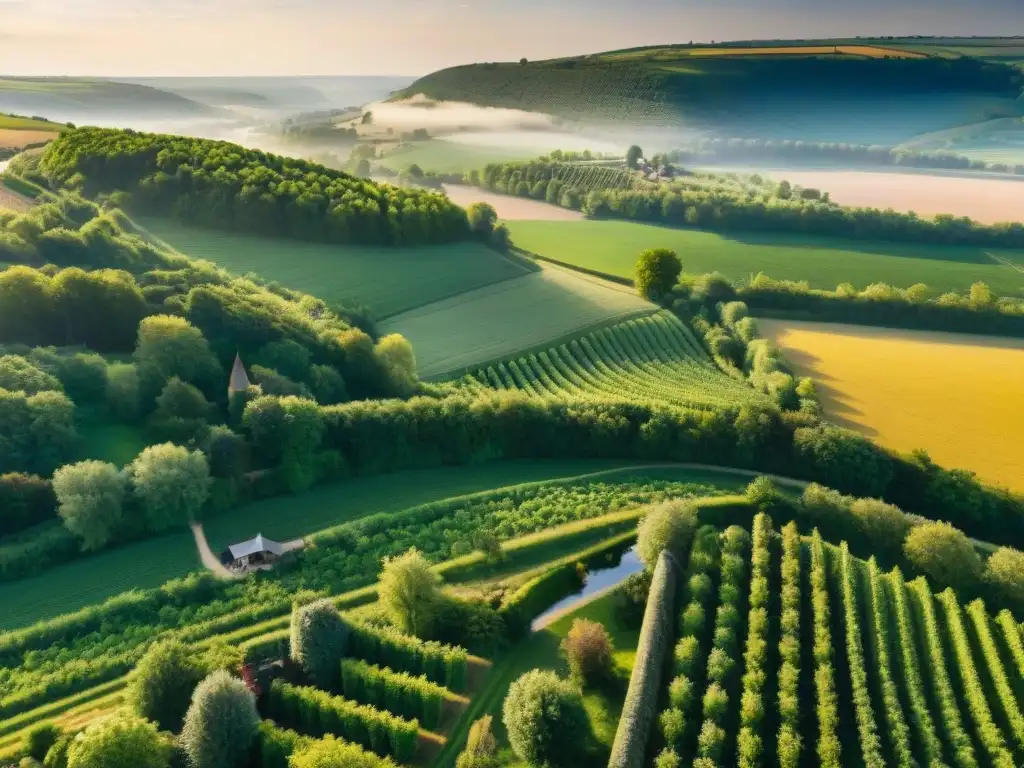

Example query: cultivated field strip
[464,311,769,409]
[643,522,1024,768]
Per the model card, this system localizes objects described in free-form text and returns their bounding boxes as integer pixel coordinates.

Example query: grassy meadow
[378,140,540,174]
[138,217,529,317]
[760,319,1024,492]
[506,219,1024,295]
[382,263,655,378]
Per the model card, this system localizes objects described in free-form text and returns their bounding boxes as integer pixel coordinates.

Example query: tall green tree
[52,460,126,550]
[379,547,442,637]
[290,599,350,689]
[130,639,207,733]
[502,669,589,768]
[180,671,260,768]
[128,443,211,531]
[66,712,171,768]
[634,248,681,301]
[626,145,644,169]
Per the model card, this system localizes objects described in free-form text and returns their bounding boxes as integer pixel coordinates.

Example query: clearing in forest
[507,219,1024,296]
[137,217,529,318]
[382,262,655,378]
[760,319,1024,492]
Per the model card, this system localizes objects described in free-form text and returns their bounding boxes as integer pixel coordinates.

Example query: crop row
[736,514,774,767]
[694,525,751,764]
[775,522,801,768]
[964,599,1024,756]
[809,532,841,768]
[264,681,418,763]
[468,312,767,410]
[864,558,914,767]
[655,525,721,766]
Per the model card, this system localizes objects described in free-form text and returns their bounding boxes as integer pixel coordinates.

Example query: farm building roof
[228,534,284,559]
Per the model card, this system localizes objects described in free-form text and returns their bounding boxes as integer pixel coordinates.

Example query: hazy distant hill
[118,76,415,113]
[0,77,220,123]
[396,40,1024,144]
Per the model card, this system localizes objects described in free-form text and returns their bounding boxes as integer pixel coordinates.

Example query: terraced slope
[460,311,768,410]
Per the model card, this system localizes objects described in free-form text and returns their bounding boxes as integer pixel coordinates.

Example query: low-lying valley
[0,31,1023,768]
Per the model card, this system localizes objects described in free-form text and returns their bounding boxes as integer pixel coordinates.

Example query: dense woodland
[471,159,1024,247]
[38,128,471,246]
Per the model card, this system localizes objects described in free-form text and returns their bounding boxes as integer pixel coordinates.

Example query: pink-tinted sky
[0,0,1021,76]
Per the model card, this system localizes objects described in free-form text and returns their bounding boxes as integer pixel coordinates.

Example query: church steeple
[228,352,251,395]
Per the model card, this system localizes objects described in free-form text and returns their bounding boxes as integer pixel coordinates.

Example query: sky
[0,0,1022,77]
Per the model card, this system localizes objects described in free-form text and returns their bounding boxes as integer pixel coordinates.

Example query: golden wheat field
[759,319,1024,492]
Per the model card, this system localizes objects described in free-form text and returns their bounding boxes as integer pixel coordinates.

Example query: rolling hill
[395,42,1024,143]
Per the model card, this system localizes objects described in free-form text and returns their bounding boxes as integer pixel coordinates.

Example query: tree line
[38,128,472,247]
[469,159,1024,248]
[661,137,1024,176]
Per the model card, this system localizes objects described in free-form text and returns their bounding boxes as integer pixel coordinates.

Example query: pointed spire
[228,352,251,394]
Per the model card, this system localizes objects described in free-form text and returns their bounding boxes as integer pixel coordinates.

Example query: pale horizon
[1,0,1022,78]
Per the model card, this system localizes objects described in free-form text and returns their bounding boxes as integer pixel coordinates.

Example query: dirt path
[190,523,237,579]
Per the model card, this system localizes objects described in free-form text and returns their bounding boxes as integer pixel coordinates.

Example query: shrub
[608,551,678,768]
[502,669,589,768]
[431,595,504,655]
[456,715,499,768]
[637,500,697,569]
[904,522,984,590]
[66,712,171,768]
[654,749,681,768]
[25,723,62,761]
[378,547,442,637]
[635,248,682,301]
[346,620,469,692]
[561,618,614,685]
[265,681,418,762]
[129,638,206,732]
[255,722,310,768]
[0,472,55,536]
[615,570,652,628]
[984,547,1024,609]
[180,671,260,768]
[289,735,399,768]
[290,599,350,689]
[849,498,910,558]
[340,658,447,729]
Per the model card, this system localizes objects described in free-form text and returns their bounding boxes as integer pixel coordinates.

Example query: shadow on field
[778,346,880,438]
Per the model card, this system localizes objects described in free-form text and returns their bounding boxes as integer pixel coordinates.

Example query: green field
[378,140,540,174]
[77,421,149,467]
[0,530,199,630]
[507,219,1024,296]
[138,217,530,318]
[1,460,743,629]
[0,115,63,132]
[383,263,655,378]
[461,311,769,410]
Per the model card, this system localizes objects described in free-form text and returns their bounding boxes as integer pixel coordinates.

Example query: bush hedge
[255,721,311,768]
[346,620,469,693]
[608,550,680,768]
[264,681,418,763]
[340,659,447,730]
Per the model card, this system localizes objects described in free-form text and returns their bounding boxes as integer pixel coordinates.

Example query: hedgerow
[608,550,679,768]
[255,721,311,768]
[499,563,583,639]
[340,659,447,730]
[346,620,469,692]
[264,681,418,763]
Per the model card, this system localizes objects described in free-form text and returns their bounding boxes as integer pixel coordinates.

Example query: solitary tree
[180,671,260,768]
[130,639,206,733]
[290,599,350,689]
[66,712,171,768]
[502,669,589,768]
[634,248,682,301]
[129,443,211,532]
[379,547,442,637]
[985,547,1024,607]
[52,460,126,550]
[626,145,644,169]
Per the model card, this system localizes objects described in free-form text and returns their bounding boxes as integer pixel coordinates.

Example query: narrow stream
[531,546,643,631]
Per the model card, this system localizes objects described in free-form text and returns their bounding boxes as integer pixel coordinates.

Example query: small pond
[531,546,643,631]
